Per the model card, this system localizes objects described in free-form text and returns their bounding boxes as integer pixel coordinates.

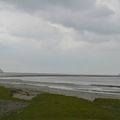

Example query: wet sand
[0,82,120,101]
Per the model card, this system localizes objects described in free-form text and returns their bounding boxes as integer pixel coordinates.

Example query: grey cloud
[2,0,118,35]
[2,0,96,11]
[39,6,117,35]
[90,6,115,17]
[0,0,120,74]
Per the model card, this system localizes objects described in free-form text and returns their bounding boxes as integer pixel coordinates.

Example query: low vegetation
[0,86,120,120]
[0,86,12,100]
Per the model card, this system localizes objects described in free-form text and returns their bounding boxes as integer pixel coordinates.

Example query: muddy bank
[11,88,41,100]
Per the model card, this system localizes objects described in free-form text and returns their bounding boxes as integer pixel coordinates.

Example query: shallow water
[0,76,120,94]
[7,76,120,84]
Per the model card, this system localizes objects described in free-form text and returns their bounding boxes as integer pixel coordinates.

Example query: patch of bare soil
[0,100,27,117]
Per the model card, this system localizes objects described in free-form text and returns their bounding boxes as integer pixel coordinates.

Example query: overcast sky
[0,0,120,74]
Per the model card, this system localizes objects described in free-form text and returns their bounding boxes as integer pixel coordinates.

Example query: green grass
[95,99,120,120]
[0,86,12,100]
[0,86,120,120]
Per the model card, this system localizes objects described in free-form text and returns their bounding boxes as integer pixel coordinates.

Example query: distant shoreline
[0,72,120,77]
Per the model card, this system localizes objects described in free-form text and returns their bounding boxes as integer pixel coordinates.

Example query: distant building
[0,68,4,73]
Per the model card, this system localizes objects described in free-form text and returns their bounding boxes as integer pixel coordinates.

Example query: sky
[0,0,120,74]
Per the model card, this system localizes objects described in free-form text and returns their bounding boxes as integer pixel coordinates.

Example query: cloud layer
[0,0,120,74]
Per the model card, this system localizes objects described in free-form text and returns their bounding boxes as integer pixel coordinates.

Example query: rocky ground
[0,87,37,117]
[0,100,27,117]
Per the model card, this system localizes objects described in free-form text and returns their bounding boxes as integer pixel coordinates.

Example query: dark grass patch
[95,99,120,119]
[0,86,12,100]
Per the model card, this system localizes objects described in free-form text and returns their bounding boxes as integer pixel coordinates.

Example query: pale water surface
[0,76,120,94]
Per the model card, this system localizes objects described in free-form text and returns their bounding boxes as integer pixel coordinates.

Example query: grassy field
[0,86,12,100]
[0,86,120,120]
